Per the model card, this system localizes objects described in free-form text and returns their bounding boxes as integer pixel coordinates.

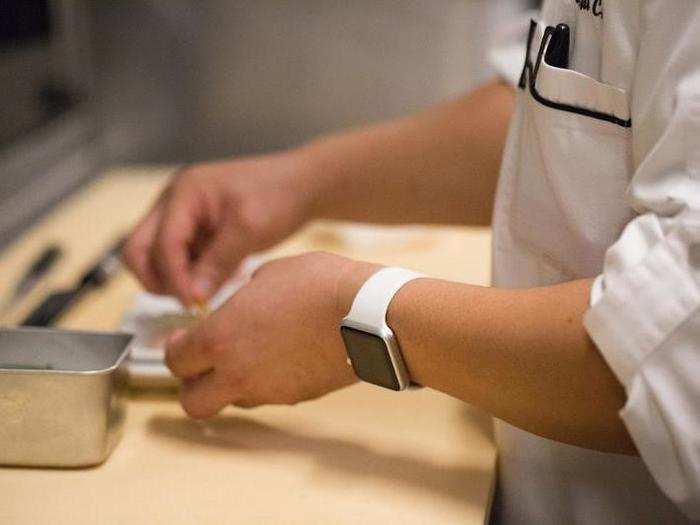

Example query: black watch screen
[340,326,401,391]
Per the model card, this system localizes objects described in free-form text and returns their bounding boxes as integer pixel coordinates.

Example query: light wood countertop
[0,167,495,524]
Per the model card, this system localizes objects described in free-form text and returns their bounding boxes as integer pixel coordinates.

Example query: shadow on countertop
[147,413,492,507]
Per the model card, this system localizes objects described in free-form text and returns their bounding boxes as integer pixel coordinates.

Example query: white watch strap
[345,267,425,327]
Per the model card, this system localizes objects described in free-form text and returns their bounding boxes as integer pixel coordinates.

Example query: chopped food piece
[193,300,210,319]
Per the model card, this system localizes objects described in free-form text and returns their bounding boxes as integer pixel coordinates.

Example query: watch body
[340,319,410,391]
[339,267,424,391]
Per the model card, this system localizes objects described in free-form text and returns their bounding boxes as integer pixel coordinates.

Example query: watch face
[340,326,400,391]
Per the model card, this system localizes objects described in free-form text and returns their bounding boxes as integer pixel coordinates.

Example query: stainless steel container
[0,328,132,467]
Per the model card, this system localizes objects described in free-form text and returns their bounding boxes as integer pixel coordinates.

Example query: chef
[123,1,700,522]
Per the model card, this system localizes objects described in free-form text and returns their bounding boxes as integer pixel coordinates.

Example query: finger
[123,204,165,293]
[190,224,250,302]
[179,371,233,419]
[152,186,203,305]
[123,175,181,292]
[165,327,214,379]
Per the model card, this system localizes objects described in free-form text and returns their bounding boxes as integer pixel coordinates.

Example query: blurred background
[0,0,533,249]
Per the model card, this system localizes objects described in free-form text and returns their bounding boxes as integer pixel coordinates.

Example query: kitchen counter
[0,167,495,524]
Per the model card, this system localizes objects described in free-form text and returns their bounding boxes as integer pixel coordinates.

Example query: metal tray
[0,327,132,467]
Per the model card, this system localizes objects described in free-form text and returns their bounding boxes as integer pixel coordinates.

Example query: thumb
[190,227,251,302]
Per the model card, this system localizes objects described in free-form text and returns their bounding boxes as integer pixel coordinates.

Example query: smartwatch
[339,267,424,391]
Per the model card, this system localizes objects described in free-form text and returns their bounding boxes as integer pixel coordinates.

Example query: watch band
[345,267,425,327]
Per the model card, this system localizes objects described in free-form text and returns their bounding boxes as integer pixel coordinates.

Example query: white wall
[92,1,531,163]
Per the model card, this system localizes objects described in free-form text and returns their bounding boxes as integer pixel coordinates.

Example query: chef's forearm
[384,277,637,455]
[296,80,514,226]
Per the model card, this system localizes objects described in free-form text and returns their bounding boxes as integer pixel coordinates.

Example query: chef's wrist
[335,260,383,320]
[267,146,327,225]
[293,136,356,221]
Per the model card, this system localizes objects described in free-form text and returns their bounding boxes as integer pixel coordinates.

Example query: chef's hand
[123,152,314,306]
[164,252,379,418]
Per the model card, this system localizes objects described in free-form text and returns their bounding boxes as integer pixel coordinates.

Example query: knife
[0,245,62,320]
[12,245,62,301]
[21,238,124,327]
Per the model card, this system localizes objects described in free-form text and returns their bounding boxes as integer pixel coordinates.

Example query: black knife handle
[12,245,63,300]
[20,290,78,327]
[20,238,124,327]
[29,245,62,276]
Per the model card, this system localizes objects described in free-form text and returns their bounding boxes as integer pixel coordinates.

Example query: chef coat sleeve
[583,5,700,519]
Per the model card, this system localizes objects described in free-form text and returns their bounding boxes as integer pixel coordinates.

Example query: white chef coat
[488,1,700,523]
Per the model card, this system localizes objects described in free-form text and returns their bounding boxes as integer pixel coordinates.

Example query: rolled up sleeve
[583,6,700,518]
